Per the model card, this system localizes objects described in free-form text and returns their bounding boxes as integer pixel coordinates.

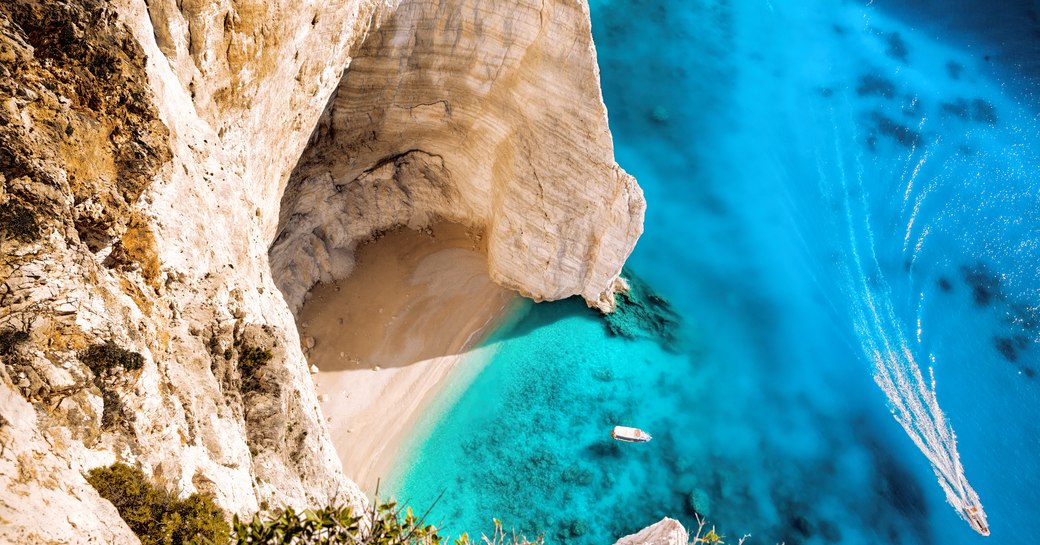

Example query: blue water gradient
[390,1,1040,544]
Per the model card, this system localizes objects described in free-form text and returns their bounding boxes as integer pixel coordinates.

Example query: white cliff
[270,0,644,313]
[0,0,644,543]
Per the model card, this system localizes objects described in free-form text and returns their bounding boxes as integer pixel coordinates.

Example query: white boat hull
[611,425,652,443]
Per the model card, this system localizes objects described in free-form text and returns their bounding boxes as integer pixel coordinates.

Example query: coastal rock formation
[0,0,643,542]
[614,518,690,545]
[270,0,644,313]
[1,0,387,541]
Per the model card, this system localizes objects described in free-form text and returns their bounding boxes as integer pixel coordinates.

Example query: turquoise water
[392,1,1040,544]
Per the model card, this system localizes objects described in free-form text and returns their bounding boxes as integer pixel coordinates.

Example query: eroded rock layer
[1,0,390,541]
[271,0,645,313]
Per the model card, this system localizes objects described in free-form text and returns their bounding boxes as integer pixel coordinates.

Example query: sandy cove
[296,222,519,494]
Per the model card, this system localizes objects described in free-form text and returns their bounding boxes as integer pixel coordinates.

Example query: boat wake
[816,108,990,536]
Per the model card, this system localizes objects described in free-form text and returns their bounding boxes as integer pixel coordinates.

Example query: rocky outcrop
[270,0,644,313]
[0,0,643,542]
[614,518,690,545]
[1,0,387,541]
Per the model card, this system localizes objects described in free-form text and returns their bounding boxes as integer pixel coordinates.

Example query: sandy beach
[296,222,518,494]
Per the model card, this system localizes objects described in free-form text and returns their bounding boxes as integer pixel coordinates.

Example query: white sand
[296,223,517,494]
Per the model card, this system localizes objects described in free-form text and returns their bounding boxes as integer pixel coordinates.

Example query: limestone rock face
[1,0,386,541]
[0,380,139,544]
[270,0,645,313]
[613,518,690,545]
[0,0,644,542]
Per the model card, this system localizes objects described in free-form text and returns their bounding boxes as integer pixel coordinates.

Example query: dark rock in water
[971,98,998,125]
[945,97,999,128]
[994,336,1018,362]
[561,465,595,486]
[902,95,922,118]
[791,515,814,538]
[818,520,842,542]
[1024,367,1036,379]
[961,264,1002,307]
[649,105,670,124]
[585,440,622,459]
[565,519,589,538]
[603,268,682,352]
[1009,303,1039,331]
[867,112,920,148]
[940,98,970,119]
[857,74,897,98]
[685,488,711,519]
[946,60,964,80]
[937,277,953,292]
[886,32,910,62]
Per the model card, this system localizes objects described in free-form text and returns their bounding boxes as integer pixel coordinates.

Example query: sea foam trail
[818,107,989,536]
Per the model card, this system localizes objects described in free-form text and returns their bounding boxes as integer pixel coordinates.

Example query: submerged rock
[686,487,712,519]
[603,269,682,352]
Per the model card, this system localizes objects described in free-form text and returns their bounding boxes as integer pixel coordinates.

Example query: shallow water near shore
[391,1,1040,544]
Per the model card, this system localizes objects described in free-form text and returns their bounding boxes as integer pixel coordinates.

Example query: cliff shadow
[294,221,514,372]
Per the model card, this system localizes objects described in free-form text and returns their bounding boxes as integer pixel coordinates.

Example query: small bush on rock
[237,344,273,393]
[80,340,144,373]
[232,501,442,545]
[86,462,229,545]
[233,501,543,545]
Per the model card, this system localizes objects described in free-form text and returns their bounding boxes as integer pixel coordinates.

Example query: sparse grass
[86,462,229,545]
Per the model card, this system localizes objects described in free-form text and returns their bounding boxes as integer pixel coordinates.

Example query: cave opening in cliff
[294,220,512,372]
[272,212,515,491]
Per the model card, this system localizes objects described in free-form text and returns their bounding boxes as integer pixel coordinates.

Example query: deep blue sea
[390,1,1040,544]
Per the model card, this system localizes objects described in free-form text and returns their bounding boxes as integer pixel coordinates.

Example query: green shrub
[232,501,543,545]
[0,201,41,242]
[86,463,229,545]
[237,345,272,393]
[81,340,144,373]
[232,501,440,545]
